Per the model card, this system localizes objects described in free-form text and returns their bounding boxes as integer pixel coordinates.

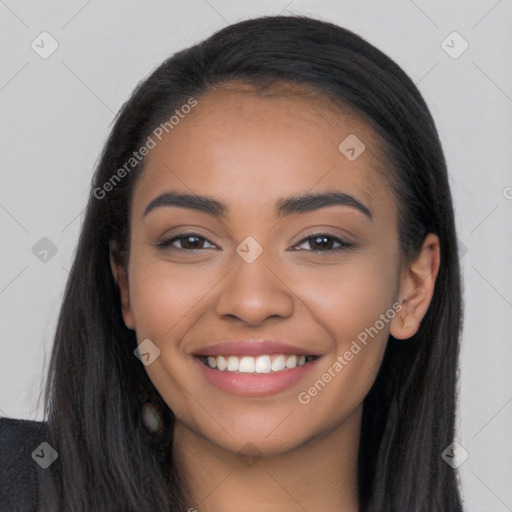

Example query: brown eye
[294,233,356,252]
[156,233,216,251]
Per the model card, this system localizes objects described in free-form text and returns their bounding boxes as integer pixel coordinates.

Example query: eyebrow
[142,190,373,221]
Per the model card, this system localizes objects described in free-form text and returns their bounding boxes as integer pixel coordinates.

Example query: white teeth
[227,356,239,372]
[217,355,227,371]
[271,355,286,372]
[285,355,297,369]
[239,356,255,373]
[255,355,271,373]
[203,353,314,373]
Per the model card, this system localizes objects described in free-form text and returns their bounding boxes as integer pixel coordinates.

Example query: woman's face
[112,83,427,455]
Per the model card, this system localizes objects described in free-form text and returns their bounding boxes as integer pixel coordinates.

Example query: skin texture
[110,82,440,512]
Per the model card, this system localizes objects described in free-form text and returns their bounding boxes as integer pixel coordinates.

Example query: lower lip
[194,357,320,397]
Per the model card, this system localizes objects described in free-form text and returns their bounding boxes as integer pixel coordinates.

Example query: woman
[0,14,464,512]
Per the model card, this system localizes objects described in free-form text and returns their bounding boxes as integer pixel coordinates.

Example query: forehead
[133,82,392,219]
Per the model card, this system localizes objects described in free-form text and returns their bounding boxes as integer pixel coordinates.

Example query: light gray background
[1,1,511,511]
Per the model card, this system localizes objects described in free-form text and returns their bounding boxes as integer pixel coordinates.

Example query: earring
[141,399,164,435]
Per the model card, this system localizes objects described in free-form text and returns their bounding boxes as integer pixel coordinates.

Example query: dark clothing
[0,417,60,512]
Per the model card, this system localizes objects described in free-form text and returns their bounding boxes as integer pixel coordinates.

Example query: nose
[214,252,295,326]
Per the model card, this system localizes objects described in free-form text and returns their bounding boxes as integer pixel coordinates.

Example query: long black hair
[43,14,464,511]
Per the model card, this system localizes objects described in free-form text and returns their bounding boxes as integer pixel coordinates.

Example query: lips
[190,339,322,396]
[191,340,320,357]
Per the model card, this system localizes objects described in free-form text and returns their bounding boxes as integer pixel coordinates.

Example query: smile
[199,354,317,373]
[194,353,321,397]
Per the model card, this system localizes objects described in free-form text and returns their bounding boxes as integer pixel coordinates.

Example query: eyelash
[155,231,356,253]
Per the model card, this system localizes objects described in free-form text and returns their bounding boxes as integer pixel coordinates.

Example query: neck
[172,405,362,512]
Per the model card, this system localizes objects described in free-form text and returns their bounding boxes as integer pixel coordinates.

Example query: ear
[109,242,135,330]
[390,233,440,340]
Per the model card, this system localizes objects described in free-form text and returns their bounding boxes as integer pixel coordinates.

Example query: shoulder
[0,416,59,511]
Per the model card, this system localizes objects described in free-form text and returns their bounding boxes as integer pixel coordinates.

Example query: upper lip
[191,340,319,357]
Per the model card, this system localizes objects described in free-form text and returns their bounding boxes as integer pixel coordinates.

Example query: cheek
[295,252,398,398]
[301,251,398,340]
[128,257,216,340]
